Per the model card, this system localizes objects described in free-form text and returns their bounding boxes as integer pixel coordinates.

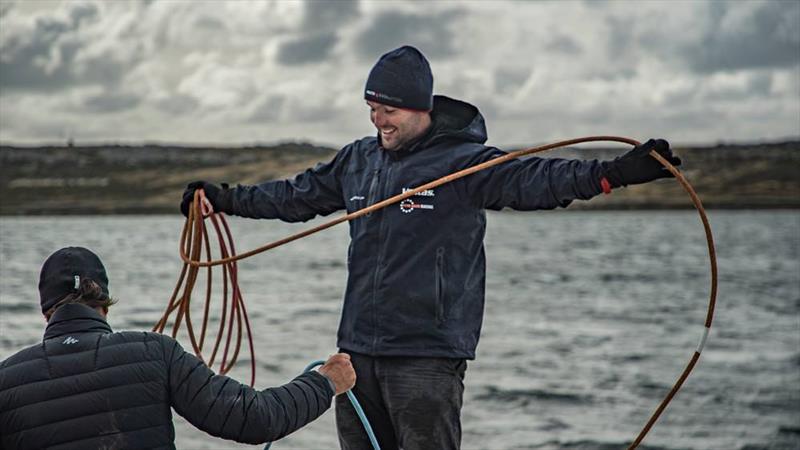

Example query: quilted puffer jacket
[0,303,334,449]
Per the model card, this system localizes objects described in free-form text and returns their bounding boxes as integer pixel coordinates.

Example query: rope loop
[153,189,257,386]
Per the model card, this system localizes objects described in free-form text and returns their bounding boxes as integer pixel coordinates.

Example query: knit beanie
[39,247,109,314]
[364,45,433,111]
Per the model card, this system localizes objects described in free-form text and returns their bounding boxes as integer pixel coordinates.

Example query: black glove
[180,181,232,217]
[601,138,682,188]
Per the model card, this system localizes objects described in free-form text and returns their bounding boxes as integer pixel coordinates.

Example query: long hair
[45,278,117,319]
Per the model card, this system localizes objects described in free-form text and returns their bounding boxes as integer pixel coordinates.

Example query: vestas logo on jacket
[400,187,435,214]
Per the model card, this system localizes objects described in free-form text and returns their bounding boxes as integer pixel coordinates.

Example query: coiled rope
[153,193,256,386]
[158,136,717,449]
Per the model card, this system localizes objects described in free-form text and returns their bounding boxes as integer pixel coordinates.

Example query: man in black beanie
[180,45,681,449]
[0,246,356,450]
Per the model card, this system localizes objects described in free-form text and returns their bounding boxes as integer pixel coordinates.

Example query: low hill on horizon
[1,140,798,215]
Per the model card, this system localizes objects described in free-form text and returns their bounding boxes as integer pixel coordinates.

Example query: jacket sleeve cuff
[216,187,235,214]
[306,370,337,398]
[600,160,625,188]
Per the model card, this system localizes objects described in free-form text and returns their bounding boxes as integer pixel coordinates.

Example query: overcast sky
[1,0,798,148]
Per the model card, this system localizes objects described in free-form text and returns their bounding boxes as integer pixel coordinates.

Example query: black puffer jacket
[0,304,334,449]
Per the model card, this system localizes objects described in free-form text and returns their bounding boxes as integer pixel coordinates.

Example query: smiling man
[179,45,681,450]
[367,100,431,152]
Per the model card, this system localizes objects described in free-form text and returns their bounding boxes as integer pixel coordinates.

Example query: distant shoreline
[2,140,798,215]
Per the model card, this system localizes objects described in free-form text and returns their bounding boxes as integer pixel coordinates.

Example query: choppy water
[1,211,798,450]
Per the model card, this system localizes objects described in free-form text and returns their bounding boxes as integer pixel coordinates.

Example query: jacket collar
[43,303,113,340]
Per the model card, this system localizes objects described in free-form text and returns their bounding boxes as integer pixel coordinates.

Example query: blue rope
[264,360,381,450]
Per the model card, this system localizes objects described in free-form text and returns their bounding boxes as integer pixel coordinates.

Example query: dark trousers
[335,350,467,450]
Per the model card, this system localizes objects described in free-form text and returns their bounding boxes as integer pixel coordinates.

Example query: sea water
[1,210,798,450]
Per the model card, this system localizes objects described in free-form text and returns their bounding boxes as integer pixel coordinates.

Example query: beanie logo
[365,89,403,104]
[62,336,79,345]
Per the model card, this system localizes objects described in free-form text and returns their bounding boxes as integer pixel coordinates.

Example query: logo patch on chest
[400,199,434,213]
[400,187,435,213]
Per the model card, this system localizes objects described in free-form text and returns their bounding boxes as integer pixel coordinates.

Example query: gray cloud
[0,1,797,145]
[703,72,775,102]
[355,9,465,60]
[304,0,359,29]
[277,33,338,66]
[292,103,341,123]
[546,35,582,55]
[683,1,800,73]
[248,95,286,123]
[69,2,98,25]
[606,16,633,60]
[155,94,199,115]
[0,3,132,92]
[275,0,360,66]
[1,17,82,91]
[581,0,611,8]
[746,72,773,96]
[194,15,225,31]
[83,92,141,113]
[494,67,531,95]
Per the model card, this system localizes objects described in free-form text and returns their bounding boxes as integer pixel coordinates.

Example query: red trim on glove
[600,177,612,195]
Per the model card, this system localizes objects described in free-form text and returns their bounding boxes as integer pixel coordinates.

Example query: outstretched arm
[229,148,350,222]
[178,147,351,222]
[163,338,337,444]
[462,139,680,211]
[462,146,606,210]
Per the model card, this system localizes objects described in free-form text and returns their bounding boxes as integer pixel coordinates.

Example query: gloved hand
[601,139,682,188]
[180,181,232,217]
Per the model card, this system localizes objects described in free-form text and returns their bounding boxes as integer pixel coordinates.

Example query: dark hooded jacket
[0,304,333,450]
[228,95,605,359]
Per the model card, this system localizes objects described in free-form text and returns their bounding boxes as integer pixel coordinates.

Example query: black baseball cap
[38,247,109,314]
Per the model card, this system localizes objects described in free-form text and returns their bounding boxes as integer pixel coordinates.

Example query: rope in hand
[264,360,381,450]
[153,190,257,386]
[159,136,717,449]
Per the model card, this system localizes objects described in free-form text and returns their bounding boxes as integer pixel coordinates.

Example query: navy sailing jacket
[229,96,605,359]
[0,304,334,449]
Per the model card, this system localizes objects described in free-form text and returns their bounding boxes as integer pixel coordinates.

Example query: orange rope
[153,191,256,386]
[156,136,717,447]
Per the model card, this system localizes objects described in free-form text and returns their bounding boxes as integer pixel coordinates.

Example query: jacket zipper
[371,163,392,352]
[365,169,380,217]
[435,246,446,324]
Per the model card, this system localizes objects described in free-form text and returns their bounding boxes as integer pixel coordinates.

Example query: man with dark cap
[0,246,356,449]
[179,45,681,449]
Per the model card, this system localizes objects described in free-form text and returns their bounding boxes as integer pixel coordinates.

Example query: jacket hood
[427,95,488,146]
[382,95,488,156]
[43,303,112,340]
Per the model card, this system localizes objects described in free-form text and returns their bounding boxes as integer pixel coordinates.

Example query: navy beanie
[364,45,433,111]
[38,247,109,314]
